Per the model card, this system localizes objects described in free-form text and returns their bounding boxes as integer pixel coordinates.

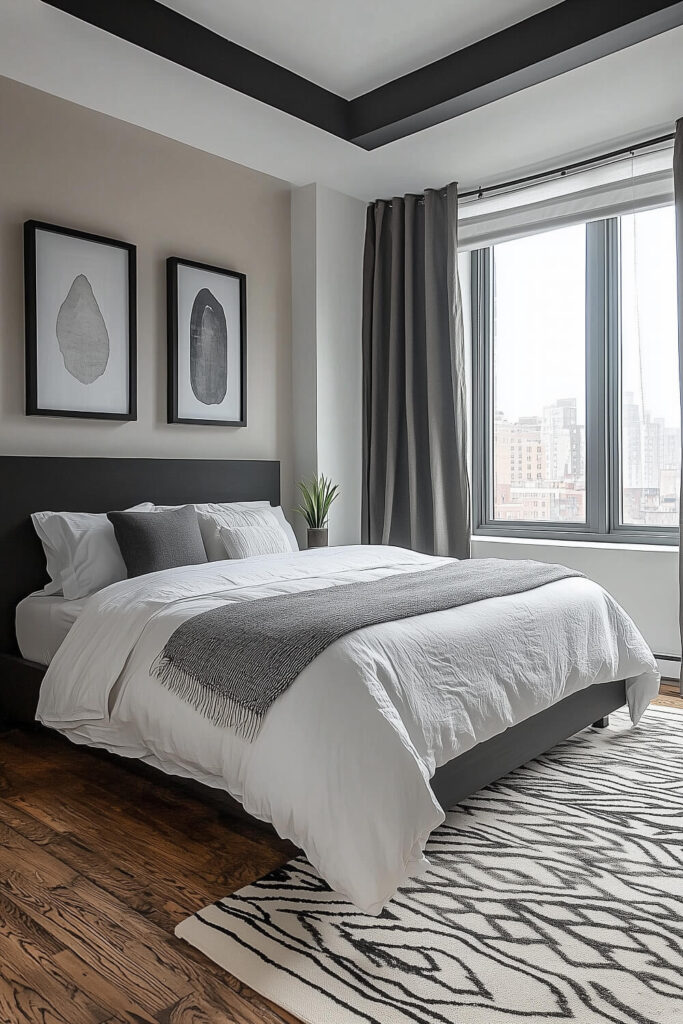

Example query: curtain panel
[675,121,683,690]
[361,183,471,559]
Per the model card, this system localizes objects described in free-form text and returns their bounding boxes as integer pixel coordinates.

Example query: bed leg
[592,716,609,729]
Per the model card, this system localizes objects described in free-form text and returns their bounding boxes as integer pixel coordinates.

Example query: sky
[493,206,679,430]
[621,206,679,430]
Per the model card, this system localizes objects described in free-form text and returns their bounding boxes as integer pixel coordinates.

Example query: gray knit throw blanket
[151,558,582,740]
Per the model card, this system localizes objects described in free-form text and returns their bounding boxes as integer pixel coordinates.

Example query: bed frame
[0,455,626,813]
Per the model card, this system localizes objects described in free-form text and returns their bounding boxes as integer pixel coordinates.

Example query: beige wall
[0,75,293,503]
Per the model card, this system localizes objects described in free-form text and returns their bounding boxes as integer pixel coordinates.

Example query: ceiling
[1,0,682,201]
[159,0,563,98]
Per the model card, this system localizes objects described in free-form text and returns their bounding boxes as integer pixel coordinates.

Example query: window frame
[472,215,679,546]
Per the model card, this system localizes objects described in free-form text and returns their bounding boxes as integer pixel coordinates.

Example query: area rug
[176,706,683,1024]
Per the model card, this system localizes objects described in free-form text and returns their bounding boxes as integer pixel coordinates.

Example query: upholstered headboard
[0,455,280,655]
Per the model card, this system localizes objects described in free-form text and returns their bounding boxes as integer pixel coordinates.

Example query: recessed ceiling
[159,0,563,98]
[1,0,682,202]
[36,0,683,150]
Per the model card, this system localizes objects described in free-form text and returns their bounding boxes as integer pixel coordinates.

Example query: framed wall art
[24,220,136,420]
[167,256,246,426]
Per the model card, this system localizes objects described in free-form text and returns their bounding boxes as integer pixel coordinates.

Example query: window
[473,205,680,544]
[492,225,586,523]
[619,208,680,528]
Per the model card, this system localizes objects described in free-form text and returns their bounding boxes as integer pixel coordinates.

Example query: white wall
[316,186,365,544]
[471,535,680,675]
[290,184,319,525]
[291,183,366,544]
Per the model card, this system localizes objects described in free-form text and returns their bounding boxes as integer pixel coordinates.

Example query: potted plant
[297,474,339,548]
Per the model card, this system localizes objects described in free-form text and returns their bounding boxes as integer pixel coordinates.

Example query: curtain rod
[458,131,675,201]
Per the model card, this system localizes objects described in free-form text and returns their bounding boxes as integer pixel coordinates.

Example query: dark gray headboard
[0,455,280,655]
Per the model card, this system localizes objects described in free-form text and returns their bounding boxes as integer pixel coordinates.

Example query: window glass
[492,225,587,522]
[620,207,680,527]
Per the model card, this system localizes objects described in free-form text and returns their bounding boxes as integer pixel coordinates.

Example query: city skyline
[491,207,679,528]
[494,394,680,526]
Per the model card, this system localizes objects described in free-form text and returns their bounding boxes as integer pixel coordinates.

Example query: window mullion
[585,221,609,535]
[471,248,491,531]
[605,219,621,535]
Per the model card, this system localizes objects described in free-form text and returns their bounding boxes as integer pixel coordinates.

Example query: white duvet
[37,545,660,913]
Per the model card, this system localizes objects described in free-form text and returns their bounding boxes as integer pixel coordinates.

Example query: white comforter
[37,545,660,913]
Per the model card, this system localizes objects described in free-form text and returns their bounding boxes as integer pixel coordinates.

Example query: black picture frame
[167,256,247,427]
[24,220,137,421]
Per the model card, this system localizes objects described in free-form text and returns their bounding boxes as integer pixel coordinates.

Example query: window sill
[471,533,679,554]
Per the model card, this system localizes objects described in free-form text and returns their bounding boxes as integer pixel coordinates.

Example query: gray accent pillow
[108,505,208,578]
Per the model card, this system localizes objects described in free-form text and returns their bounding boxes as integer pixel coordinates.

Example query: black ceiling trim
[348,0,683,148]
[41,0,683,151]
[41,0,349,138]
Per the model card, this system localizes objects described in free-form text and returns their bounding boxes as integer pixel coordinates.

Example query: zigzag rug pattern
[177,706,683,1024]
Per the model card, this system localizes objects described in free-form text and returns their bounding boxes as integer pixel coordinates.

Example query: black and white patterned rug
[177,706,683,1024]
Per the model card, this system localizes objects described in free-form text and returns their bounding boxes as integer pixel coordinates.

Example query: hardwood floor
[1,686,681,1024]
[653,680,683,709]
[0,726,300,1024]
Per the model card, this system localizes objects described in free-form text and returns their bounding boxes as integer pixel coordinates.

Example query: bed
[0,455,660,912]
[15,592,87,665]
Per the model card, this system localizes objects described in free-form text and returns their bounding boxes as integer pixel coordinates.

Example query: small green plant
[297,474,339,529]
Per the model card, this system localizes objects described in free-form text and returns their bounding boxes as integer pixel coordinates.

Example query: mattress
[15,592,87,665]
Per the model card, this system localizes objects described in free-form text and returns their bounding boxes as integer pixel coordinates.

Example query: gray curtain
[675,120,683,691]
[361,183,471,558]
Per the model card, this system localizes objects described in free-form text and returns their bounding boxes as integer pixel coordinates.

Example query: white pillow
[32,503,154,599]
[218,511,291,559]
[266,506,299,553]
[194,502,298,560]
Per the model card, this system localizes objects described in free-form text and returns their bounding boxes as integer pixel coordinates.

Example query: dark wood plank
[1,727,291,856]
[0,874,196,1015]
[0,794,61,844]
[72,754,292,855]
[0,736,70,795]
[653,693,683,709]
[6,766,292,927]
[53,951,158,1024]
[6,788,228,907]
[63,772,285,881]
[656,681,682,709]
[160,987,287,1024]
[46,834,185,933]
[99,1017,154,1024]
[0,818,79,889]
[0,971,92,1024]
[0,888,63,956]
[0,902,107,1024]
[0,727,297,1024]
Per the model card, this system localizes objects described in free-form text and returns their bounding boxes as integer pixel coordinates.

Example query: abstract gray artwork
[190,287,228,406]
[56,273,110,384]
[168,256,244,425]
[26,221,135,420]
